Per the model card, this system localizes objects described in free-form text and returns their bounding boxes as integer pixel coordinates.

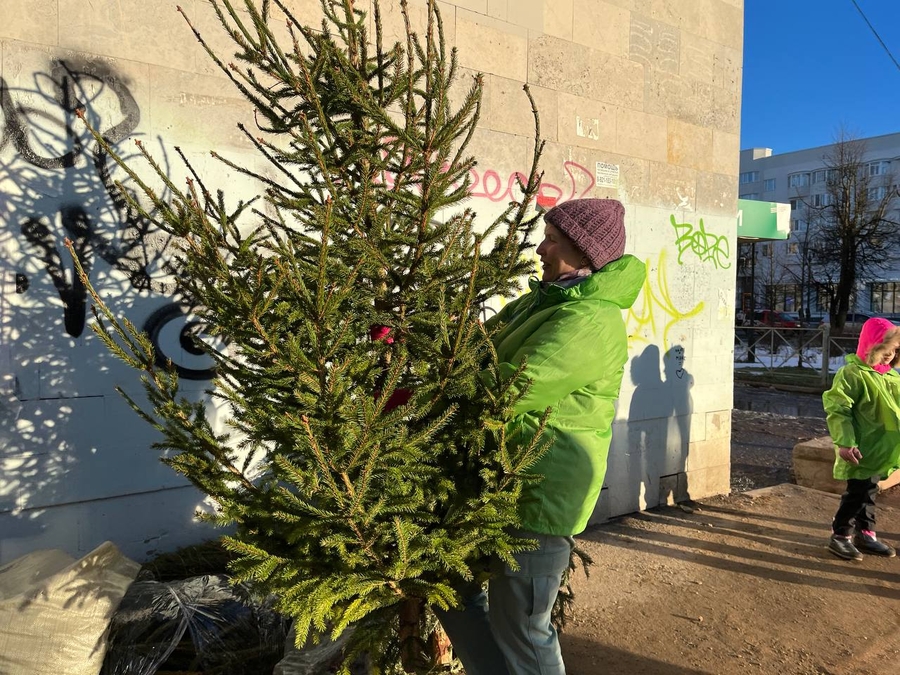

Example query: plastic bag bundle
[101,574,288,675]
[274,624,358,675]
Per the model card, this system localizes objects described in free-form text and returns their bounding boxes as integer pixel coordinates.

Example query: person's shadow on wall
[662,345,694,504]
[620,344,693,511]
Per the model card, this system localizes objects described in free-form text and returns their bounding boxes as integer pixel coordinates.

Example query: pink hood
[857,317,896,374]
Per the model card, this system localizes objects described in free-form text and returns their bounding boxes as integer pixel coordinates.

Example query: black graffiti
[144,304,221,381]
[479,304,498,323]
[3,59,180,339]
[0,59,140,168]
[0,60,223,379]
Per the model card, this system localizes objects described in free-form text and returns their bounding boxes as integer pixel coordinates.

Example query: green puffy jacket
[823,354,900,481]
[485,255,645,535]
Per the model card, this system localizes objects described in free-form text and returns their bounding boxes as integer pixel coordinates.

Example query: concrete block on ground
[792,436,900,494]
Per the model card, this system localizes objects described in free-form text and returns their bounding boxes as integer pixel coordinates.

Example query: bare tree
[780,224,819,322]
[805,129,900,333]
[761,241,796,309]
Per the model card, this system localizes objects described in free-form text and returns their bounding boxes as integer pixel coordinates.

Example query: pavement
[554,388,900,675]
[561,483,900,675]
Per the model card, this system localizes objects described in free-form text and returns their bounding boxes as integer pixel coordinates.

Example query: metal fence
[733,326,858,388]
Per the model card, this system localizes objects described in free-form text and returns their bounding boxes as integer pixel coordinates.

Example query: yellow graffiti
[627,250,705,349]
[486,250,703,349]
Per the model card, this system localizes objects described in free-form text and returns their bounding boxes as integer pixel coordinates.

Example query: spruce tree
[73,0,547,670]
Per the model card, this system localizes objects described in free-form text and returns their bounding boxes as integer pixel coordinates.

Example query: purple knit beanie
[543,198,626,271]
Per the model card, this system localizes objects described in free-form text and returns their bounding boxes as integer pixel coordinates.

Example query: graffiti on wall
[1,60,177,329]
[375,152,595,209]
[626,249,705,349]
[2,62,723,383]
[1,60,216,379]
[467,160,594,206]
[670,214,731,269]
[477,211,714,351]
[0,61,140,168]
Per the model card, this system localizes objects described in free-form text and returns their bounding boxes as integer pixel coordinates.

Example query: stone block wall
[0,0,743,562]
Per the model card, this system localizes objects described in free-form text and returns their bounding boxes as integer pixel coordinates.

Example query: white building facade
[738,133,900,319]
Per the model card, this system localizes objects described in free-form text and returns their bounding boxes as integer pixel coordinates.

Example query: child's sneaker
[853,530,896,557]
[828,535,863,561]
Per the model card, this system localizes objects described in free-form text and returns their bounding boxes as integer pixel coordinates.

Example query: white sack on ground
[0,541,140,675]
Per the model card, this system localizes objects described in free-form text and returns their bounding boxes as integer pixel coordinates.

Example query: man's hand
[838,446,862,465]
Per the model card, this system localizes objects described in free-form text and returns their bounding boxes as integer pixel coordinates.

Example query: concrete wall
[0,0,743,562]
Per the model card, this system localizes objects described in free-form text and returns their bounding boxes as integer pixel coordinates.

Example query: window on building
[765,284,802,312]
[812,169,837,184]
[811,193,833,207]
[764,178,776,191]
[788,243,799,255]
[790,219,805,231]
[740,193,760,200]
[761,243,773,257]
[872,281,900,315]
[740,171,760,184]
[790,198,802,210]
[868,186,887,201]
[867,160,891,177]
[788,172,811,188]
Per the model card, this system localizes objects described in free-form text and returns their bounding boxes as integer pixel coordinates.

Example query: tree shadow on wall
[618,344,693,511]
[0,58,182,336]
[0,58,220,563]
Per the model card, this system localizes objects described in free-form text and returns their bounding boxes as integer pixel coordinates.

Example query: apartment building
[737,133,900,318]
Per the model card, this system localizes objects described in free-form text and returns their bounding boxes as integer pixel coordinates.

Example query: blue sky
[741,0,900,154]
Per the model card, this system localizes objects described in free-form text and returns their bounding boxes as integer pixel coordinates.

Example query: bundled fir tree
[72,0,551,671]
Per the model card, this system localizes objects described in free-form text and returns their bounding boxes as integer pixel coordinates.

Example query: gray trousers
[435,530,574,675]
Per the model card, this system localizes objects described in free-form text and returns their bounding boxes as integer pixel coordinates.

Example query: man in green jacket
[437,199,645,674]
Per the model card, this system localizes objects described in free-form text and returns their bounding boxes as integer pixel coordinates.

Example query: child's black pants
[832,476,880,536]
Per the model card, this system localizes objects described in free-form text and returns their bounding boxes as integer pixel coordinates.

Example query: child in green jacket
[823,317,900,560]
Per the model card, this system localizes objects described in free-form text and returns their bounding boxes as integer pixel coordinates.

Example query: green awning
[737,199,790,240]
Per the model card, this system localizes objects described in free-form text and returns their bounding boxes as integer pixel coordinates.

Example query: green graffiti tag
[670,215,731,269]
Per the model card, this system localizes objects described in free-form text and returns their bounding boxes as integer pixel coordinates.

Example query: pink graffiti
[374,155,594,209]
[467,161,594,208]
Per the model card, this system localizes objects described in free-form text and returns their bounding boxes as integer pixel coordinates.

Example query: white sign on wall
[595,161,620,188]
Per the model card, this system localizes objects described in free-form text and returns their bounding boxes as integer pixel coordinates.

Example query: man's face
[535,223,586,281]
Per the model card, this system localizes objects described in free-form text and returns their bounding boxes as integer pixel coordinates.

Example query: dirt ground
[558,388,900,675]
[730,407,828,493]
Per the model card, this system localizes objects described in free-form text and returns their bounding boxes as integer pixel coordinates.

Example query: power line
[849,0,900,73]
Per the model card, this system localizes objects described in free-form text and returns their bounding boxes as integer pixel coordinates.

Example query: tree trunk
[399,597,428,673]
[398,597,455,673]
[428,625,454,668]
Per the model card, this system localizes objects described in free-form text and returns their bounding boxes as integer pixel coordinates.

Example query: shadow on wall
[610,344,693,513]
[0,58,221,562]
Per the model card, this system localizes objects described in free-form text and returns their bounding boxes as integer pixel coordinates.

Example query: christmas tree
[72,0,550,671]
